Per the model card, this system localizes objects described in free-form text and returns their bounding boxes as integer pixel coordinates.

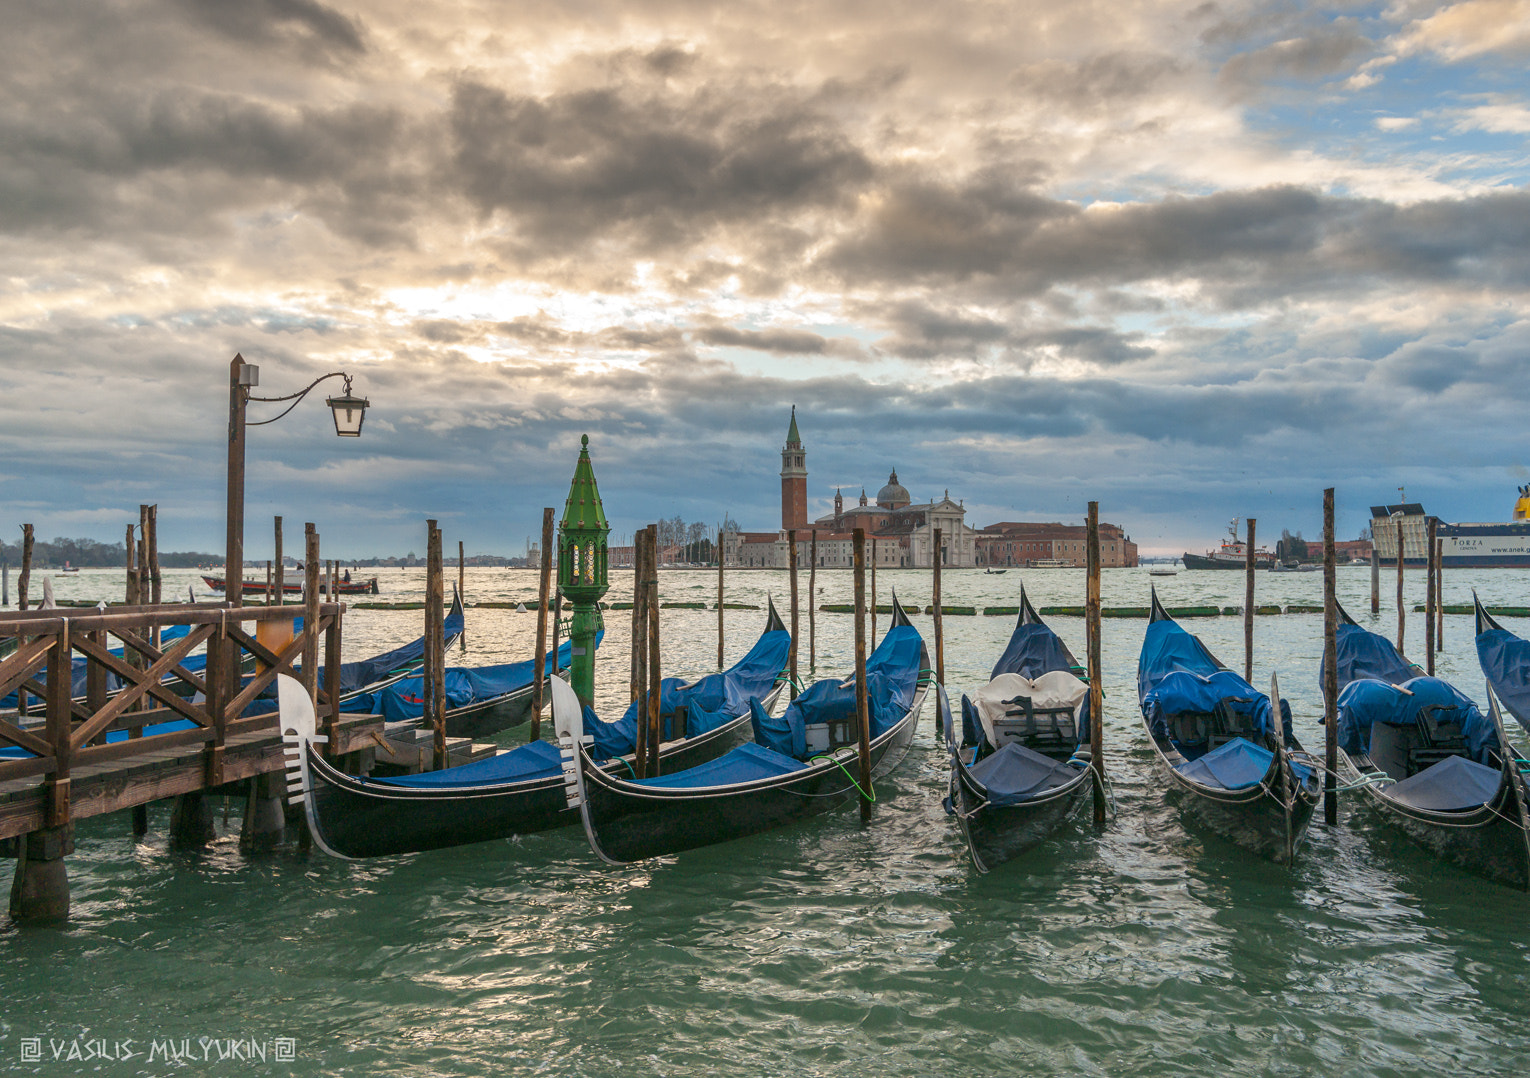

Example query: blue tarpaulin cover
[1175,736,1273,790]
[370,738,564,788]
[325,602,465,696]
[585,627,790,760]
[1336,676,1497,762]
[967,741,1082,806]
[1139,617,1291,748]
[634,742,806,788]
[1321,621,1419,694]
[1382,754,1503,811]
[991,621,1078,682]
[1477,626,1530,735]
[752,623,923,760]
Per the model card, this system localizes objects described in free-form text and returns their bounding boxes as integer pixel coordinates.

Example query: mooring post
[853,528,872,823]
[633,529,649,775]
[273,516,284,606]
[1436,534,1445,652]
[9,827,73,924]
[1244,518,1256,683]
[646,523,662,778]
[788,529,799,699]
[1395,515,1405,654]
[716,527,725,669]
[304,525,321,707]
[933,527,945,691]
[323,591,343,758]
[1087,503,1106,825]
[530,508,554,742]
[426,521,446,770]
[871,537,878,649]
[147,504,161,607]
[1425,517,1437,676]
[18,523,33,612]
[458,540,466,639]
[1370,546,1379,615]
[1323,488,1339,826]
[808,530,817,673]
[138,505,150,616]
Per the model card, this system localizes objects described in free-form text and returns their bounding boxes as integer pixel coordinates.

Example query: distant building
[975,521,1139,568]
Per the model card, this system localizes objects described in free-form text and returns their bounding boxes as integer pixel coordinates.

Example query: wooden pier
[0,601,380,921]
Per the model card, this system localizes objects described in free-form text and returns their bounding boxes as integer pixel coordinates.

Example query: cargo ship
[1181,519,1274,570]
[1370,486,1530,568]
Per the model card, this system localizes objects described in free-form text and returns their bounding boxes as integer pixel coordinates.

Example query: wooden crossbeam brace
[109,625,212,698]
[69,629,216,749]
[0,636,55,702]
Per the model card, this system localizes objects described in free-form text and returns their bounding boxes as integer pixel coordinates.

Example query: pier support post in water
[852,528,872,824]
[1425,517,1437,676]
[646,524,661,778]
[1435,533,1445,653]
[1395,515,1405,654]
[239,773,285,852]
[788,529,799,699]
[168,791,217,849]
[1244,518,1256,683]
[933,527,944,692]
[8,825,72,923]
[531,508,554,742]
[808,531,817,673]
[1369,546,1379,615]
[17,523,33,611]
[1323,489,1339,827]
[558,435,611,710]
[1087,504,1106,825]
[425,521,445,770]
[717,527,725,669]
[871,538,878,649]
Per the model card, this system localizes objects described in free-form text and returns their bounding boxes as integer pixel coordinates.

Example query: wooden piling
[933,527,944,689]
[1394,514,1406,654]
[273,516,284,606]
[17,524,34,612]
[1086,503,1106,825]
[136,508,149,614]
[1370,545,1379,614]
[1323,488,1338,826]
[146,505,161,607]
[1244,518,1256,683]
[552,589,562,675]
[304,525,321,706]
[529,508,555,742]
[808,531,817,673]
[425,521,446,770]
[646,523,661,778]
[1425,517,1437,676]
[631,529,647,708]
[717,527,725,669]
[458,540,466,613]
[265,561,272,605]
[853,528,872,823]
[123,524,137,606]
[871,537,878,649]
[788,529,799,698]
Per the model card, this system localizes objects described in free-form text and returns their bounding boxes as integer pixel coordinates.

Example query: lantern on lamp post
[558,435,610,707]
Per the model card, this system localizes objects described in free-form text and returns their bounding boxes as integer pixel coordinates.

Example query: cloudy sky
[3,0,1527,559]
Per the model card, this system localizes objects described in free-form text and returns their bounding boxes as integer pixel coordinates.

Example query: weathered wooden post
[1323,489,1338,826]
[808,530,817,672]
[871,537,878,649]
[853,527,872,823]
[1436,534,1445,652]
[530,508,554,742]
[631,529,646,705]
[1395,515,1406,654]
[425,520,446,769]
[557,435,610,710]
[137,507,149,613]
[9,618,73,922]
[1244,517,1256,683]
[788,528,799,698]
[265,561,273,605]
[147,504,161,607]
[124,525,136,606]
[933,527,945,690]
[1370,545,1379,614]
[273,516,284,606]
[1087,503,1106,824]
[717,527,725,669]
[304,525,321,704]
[458,539,466,615]
[646,523,662,777]
[18,524,34,611]
[1425,517,1437,676]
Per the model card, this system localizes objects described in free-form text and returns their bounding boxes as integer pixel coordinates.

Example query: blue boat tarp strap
[584,627,790,760]
[1321,622,1419,694]
[635,742,806,788]
[1337,676,1497,762]
[991,622,1077,682]
[1143,669,1285,746]
[1175,737,1273,791]
[369,739,564,788]
[968,671,1086,749]
[967,742,1082,807]
[1382,754,1503,812]
[1138,618,1222,701]
[1477,627,1530,735]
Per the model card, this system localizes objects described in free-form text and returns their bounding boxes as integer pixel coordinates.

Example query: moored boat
[942,587,1098,872]
[1181,519,1274,570]
[201,574,379,596]
[1139,589,1319,863]
[565,597,928,865]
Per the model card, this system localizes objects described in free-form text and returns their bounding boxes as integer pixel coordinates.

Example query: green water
[5,567,1528,1076]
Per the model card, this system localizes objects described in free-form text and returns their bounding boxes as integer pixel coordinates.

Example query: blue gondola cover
[1321,621,1418,693]
[1477,625,1530,734]
[967,742,1082,806]
[634,743,806,788]
[1381,754,1503,812]
[991,622,1078,682]
[370,739,565,788]
[1174,736,1273,790]
[1336,676,1497,762]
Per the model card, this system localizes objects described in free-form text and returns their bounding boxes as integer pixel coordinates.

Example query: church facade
[722,409,979,568]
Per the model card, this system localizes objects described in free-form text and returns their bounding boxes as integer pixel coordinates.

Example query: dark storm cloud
[172,0,366,58]
[1217,22,1373,91]
[1008,51,1188,111]
[447,77,874,251]
[694,325,831,355]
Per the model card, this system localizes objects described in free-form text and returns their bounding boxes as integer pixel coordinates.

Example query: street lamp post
[223,353,368,608]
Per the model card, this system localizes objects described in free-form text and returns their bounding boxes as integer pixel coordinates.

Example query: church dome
[876,470,910,509]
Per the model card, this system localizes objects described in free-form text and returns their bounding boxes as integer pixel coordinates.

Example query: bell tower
[780,406,808,531]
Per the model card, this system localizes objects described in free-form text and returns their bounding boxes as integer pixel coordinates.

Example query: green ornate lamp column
[558,435,610,707]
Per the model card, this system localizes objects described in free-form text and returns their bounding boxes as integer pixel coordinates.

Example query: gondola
[201,574,379,596]
[1318,599,1530,888]
[565,596,929,865]
[1474,595,1530,731]
[1139,589,1319,863]
[282,602,792,859]
[942,587,1098,872]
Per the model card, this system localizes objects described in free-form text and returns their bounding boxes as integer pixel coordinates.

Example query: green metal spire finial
[558,434,610,706]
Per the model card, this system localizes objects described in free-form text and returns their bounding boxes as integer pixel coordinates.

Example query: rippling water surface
[5,565,1529,1076]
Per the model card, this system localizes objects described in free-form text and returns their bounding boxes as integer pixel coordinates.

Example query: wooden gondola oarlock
[808,530,817,673]
[1323,489,1339,827]
[788,529,799,699]
[1426,517,1437,677]
[530,507,554,743]
[853,528,872,823]
[1244,518,1256,683]
[1395,515,1405,655]
[717,527,725,670]
[647,523,661,778]
[1087,503,1106,825]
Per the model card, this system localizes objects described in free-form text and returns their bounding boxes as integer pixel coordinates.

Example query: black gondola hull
[1151,737,1320,864]
[578,690,924,864]
[950,762,1092,872]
